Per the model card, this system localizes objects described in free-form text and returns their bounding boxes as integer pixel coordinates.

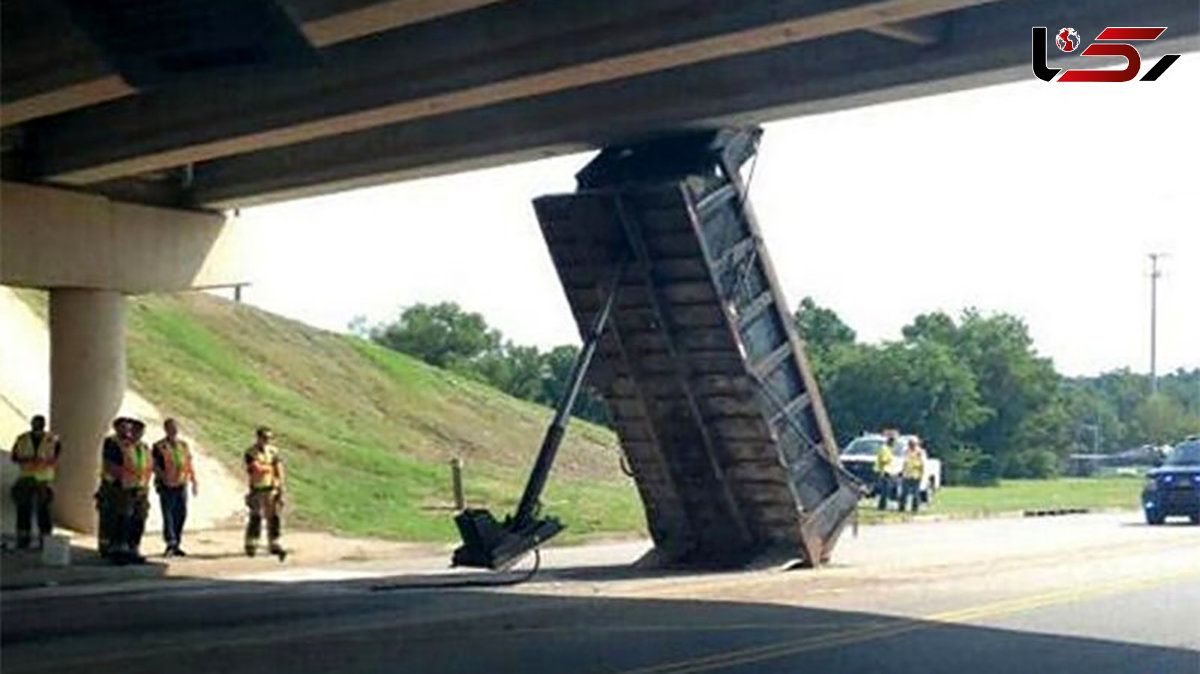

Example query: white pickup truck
[839,433,942,503]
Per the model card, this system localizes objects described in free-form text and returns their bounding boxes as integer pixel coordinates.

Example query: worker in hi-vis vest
[152,418,198,557]
[9,415,61,549]
[97,418,128,557]
[900,437,928,513]
[244,426,287,560]
[101,417,153,564]
[874,432,898,511]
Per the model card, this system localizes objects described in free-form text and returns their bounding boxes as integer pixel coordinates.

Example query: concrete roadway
[2,512,1197,674]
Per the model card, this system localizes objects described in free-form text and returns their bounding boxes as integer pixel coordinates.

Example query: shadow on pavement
[2,565,1195,674]
[0,540,168,590]
[369,561,690,591]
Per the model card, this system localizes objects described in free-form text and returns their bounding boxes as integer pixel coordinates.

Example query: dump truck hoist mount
[452,262,624,571]
[452,127,859,572]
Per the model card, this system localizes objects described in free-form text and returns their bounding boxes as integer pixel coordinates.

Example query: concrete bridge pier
[48,289,127,531]
[1,181,250,532]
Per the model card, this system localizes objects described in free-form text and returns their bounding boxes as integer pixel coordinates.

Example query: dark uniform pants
[95,481,121,555]
[113,487,150,552]
[245,488,282,551]
[900,477,921,513]
[158,486,188,547]
[11,478,53,547]
[875,474,894,510]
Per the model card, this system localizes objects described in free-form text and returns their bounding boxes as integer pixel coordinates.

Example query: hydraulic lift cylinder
[452,262,624,569]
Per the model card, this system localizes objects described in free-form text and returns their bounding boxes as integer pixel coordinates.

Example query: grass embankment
[11,290,1145,541]
[18,290,644,543]
[857,477,1143,524]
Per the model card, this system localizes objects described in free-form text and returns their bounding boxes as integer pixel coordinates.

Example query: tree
[901,311,957,345]
[819,340,991,452]
[541,345,611,426]
[346,314,370,337]
[1063,368,1200,451]
[793,298,855,352]
[1060,383,1125,453]
[361,304,613,427]
[1132,394,1195,445]
[793,297,856,379]
[476,343,545,401]
[903,310,1063,464]
[1008,400,1072,477]
[1160,368,1200,416]
[367,302,500,370]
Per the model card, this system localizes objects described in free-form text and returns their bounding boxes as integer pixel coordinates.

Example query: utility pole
[1148,253,1166,395]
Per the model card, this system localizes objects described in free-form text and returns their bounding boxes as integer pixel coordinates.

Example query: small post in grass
[450,457,465,511]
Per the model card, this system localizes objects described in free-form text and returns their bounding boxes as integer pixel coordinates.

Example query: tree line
[351,303,610,426]
[794,297,1200,481]
[354,299,1199,482]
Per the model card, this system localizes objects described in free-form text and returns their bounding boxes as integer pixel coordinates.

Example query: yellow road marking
[926,568,1200,623]
[612,567,1200,674]
[11,567,1198,674]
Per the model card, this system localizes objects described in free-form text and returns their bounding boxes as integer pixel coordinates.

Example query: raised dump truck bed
[533,128,858,568]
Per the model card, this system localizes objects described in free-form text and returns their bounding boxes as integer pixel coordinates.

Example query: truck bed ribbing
[533,128,858,568]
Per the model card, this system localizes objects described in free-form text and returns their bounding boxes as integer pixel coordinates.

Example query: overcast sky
[238,57,1198,378]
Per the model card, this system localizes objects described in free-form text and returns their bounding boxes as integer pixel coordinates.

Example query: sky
[237,57,1199,378]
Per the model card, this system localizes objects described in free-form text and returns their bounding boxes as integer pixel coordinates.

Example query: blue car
[1142,437,1200,525]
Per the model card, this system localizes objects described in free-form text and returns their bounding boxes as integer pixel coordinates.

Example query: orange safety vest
[153,438,193,488]
[120,440,153,489]
[13,432,58,483]
[245,445,280,490]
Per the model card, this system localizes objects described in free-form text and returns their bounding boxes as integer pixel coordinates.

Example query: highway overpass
[1,0,1196,530]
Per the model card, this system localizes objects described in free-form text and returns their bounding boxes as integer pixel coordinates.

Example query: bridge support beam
[48,289,126,532]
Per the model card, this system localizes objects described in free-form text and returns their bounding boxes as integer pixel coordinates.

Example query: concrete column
[49,289,126,532]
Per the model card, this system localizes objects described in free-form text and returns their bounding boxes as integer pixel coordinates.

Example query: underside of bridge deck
[2,0,1195,209]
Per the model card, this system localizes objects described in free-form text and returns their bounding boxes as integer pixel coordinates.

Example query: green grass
[857,477,1144,524]
[10,288,1144,542]
[18,289,644,543]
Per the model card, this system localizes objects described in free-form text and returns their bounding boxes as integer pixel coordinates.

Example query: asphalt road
[3,513,1197,674]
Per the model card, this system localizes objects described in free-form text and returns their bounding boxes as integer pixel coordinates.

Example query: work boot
[108,543,130,565]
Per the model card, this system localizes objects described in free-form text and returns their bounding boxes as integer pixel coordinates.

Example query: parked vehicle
[1142,438,1200,525]
[840,433,942,503]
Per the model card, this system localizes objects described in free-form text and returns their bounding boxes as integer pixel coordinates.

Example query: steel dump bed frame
[533,128,858,567]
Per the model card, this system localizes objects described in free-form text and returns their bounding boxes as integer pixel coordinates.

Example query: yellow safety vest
[154,438,193,488]
[13,432,58,483]
[874,445,894,475]
[120,440,153,489]
[245,445,280,490]
[903,449,925,480]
